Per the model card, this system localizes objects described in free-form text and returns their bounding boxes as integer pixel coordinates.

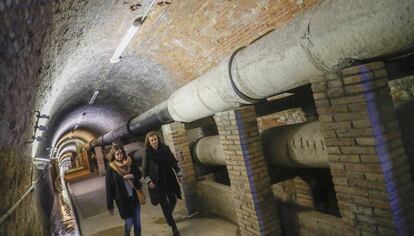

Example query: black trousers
[158,187,177,227]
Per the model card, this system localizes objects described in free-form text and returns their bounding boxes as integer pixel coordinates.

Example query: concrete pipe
[91,0,414,148]
[262,122,328,168]
[193,121,328,168]
[168,0,414,122]
[193,136,227,166]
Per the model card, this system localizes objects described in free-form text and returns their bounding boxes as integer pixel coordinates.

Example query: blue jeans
[124,203,141,236]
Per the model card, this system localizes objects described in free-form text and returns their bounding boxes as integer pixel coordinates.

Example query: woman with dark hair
[143,131,182,236]
[106,143,142,236]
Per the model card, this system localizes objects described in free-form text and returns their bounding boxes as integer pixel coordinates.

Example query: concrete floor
[68,175,240,236]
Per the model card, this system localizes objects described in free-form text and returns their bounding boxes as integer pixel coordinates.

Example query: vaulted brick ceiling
[34,0,319,157]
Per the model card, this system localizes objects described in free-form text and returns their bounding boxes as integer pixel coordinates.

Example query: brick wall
[162,122,199,216]
[214,106,281,236]
[132,0,320,85]
[312,62,414,235]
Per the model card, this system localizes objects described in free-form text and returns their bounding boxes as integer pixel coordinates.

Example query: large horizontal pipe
[167,0,414,122]
[194,121,328,168]
[90,0,414,148]
[90,101,173,148]
[195,102,414,168]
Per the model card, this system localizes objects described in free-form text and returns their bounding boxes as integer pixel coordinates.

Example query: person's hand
[108,209,114,215]
[123,174,133,179]
[148,181,155,189]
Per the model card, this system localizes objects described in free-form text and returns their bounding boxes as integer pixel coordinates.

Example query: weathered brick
[356,137,376,146]
[352,119,372,128]
[315,99,330,107]
[324,137,355,146]
[311,81,327,92]
[344,79,388,95]
[215,107,280,235]
[360,154,379,163]
[319,114,333,123]
[334,111,368,122]
[330,94,368,105]
[313,92,327,100]
[327,79,343,88]
[347,103,369,112]
[341,146,376,155]
[345,163,382,173]
[336,128,373,137]
[327,87,345,98]
[341,62,385,77]
[317,105,348,114]
[321,121,351,130]
[326,146,341,154]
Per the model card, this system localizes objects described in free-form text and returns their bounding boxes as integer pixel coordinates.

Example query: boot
[172,224,180,236]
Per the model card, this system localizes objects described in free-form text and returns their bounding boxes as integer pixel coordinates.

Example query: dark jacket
[143,143,182,205]
[106,159,142,219]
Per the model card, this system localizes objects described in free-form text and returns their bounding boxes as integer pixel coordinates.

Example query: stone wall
[0,0,53,235]
[389,75,414,107]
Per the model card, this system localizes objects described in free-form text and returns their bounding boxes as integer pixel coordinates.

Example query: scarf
[109,156,146,204]
[111,156,132,176]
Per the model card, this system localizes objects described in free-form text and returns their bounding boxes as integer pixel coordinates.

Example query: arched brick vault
[2,0,414,235]
[34,0,319,157]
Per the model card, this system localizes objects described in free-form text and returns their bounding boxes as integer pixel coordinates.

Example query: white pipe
[167,0,414,122]
[194,122,328,168]
[110,0,158,63]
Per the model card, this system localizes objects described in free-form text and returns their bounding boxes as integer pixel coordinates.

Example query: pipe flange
[228,46,263,104]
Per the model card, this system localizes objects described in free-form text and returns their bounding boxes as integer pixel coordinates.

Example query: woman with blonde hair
[143,131,182,236]
[106,142,143,236]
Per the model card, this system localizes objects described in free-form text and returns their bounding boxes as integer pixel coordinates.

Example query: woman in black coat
[106,143,142,236]
[143,131,182,236]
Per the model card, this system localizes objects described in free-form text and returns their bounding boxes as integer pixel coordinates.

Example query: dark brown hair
[109,142,126,162]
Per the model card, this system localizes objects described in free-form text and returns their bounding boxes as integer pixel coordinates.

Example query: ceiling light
[89,90,100,104]
[109,0,158,63]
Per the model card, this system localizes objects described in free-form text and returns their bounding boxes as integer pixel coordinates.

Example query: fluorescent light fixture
[89,90,100,104]
[109,0,158,63]
[110,23,141,63]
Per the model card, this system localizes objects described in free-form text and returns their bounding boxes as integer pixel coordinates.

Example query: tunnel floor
[67,175,240,236]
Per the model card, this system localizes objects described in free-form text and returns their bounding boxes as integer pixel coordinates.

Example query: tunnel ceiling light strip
[88,90,100,105]
[109,0,158,63]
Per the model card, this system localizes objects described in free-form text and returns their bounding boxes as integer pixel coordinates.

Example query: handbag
[110,162,146,205]
[135,188,146,205]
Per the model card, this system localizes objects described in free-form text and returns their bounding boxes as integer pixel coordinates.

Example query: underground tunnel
[1,0,414,235]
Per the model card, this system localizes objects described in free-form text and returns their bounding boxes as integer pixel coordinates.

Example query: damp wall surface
[0,1,54,235]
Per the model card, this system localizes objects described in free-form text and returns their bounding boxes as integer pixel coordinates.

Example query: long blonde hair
[144,131,160,149]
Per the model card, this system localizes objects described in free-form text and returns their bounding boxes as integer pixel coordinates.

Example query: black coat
[143,143,182,205]
[105,159,142,219]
